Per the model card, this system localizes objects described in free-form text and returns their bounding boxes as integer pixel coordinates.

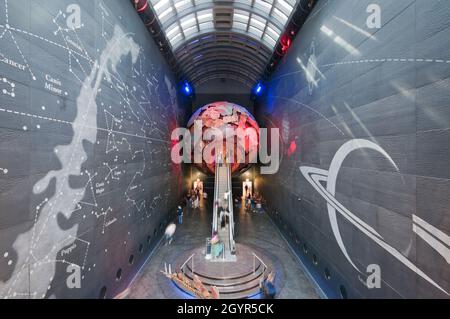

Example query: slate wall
[255,0,450,298]
[0,0,185,298]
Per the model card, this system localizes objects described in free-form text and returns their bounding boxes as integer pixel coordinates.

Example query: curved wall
[256,0,450,298]
[0,0,185,298]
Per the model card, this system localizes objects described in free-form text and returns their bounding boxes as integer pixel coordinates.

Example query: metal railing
[252,253,268,276]
[181,253,195,278]
[211,153,236,256]
[226,163,235,254]
[212,161,219,234]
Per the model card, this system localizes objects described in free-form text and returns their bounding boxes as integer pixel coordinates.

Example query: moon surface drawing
[300,139,449,295]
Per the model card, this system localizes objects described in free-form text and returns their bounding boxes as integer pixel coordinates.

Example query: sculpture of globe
[186,101,260,174]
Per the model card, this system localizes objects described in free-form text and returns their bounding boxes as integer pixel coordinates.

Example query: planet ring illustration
[300,139,449,295]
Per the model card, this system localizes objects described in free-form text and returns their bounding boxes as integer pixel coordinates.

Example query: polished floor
[124,196,321,299]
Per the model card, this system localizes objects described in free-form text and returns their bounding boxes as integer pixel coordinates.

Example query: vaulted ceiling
[148,0,301,88]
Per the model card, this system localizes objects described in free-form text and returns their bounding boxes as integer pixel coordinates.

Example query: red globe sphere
[187,102,260,174]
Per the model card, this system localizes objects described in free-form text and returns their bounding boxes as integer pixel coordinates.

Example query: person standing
[261,271,277,299]
[223,207,230,225]
[194,195,199,209]
[246,193,251,212]
[219,206,226,229]
[195,186,200,198]
[250,195,256,212]
[177,206,183,224]
[190,194,195,209]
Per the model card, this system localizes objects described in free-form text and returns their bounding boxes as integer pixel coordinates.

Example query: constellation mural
[0,0,183,298]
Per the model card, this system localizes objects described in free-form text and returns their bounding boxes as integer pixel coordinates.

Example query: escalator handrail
[226,164,235,252]
[212,159,219,234]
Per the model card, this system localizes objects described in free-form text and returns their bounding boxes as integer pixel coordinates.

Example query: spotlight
[277,33,293,56]
[182,80,193,96]
[252,82,264,98]
[256,84,263,94]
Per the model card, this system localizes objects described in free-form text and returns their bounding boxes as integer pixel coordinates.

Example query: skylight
[149,0,298,51]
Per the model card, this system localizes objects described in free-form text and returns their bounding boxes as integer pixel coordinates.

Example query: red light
[277,33,293,56]
[287,140,297,157]
[281,36,292,53]
[135,0,148,13]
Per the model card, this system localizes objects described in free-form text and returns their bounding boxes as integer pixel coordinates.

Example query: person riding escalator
[210,231,223,259]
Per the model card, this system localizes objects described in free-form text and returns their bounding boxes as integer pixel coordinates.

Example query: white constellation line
[4,25,93,63]
[271,57,450,83]
[0,106,169,143]
[321,57,450,68]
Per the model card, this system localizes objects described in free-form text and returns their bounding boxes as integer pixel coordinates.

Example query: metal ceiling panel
[147,0,300,88]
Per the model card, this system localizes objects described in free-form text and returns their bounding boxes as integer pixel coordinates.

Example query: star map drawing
[0,0,182,298]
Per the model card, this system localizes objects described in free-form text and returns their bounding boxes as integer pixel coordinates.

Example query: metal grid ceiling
[149,0,299,87]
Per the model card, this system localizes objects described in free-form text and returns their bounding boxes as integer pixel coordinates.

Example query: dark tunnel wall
[255,0,450,298]
[0,0,185,298]
[193,78,255,114]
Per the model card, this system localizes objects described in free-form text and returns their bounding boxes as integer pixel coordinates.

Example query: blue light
[253,82,264,96]
[182,81,193,96]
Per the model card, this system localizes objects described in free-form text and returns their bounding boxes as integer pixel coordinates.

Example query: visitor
[195,187,200,199]
[164,223,176,245]
[193,195,199,209]
[246,193,251,212]
[256,200,263,213]
[224,207,230,225]
[261,271,276,299]
[177,206,183,224]
[210,231,223,259]
[234,196,240,209]
[219,206,229,229]
[190,194,196,209]
[250,195,256,212]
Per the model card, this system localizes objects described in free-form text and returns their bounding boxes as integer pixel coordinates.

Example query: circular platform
[170,243,278,299]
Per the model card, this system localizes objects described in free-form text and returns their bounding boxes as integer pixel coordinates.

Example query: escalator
[212,161,236,261]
